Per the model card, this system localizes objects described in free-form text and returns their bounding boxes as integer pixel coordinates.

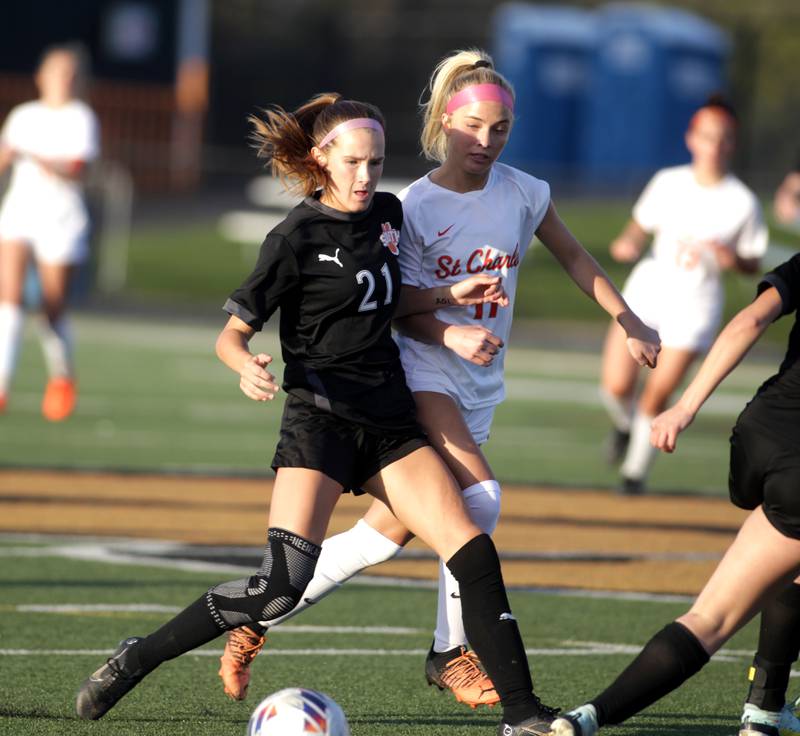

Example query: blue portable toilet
[580,3,729,186]
[492,3,597,180]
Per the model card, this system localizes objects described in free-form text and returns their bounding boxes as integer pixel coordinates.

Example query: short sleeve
[0,105,22,149]
[223,234,300,330]
[525,175,551,233]
[397,193,423,287]
[76,108,101,161]
[734,197,768,259]
[757,253,800,317]
[632,171,665,232]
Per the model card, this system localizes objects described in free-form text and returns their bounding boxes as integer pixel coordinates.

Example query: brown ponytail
[249,93,385,196]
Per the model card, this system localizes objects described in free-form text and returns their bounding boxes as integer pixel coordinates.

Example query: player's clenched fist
[239,353,279,401]
[448,274,510,307]
[650,403,695,453]
[624,322,661,368]
[443,324,504,367]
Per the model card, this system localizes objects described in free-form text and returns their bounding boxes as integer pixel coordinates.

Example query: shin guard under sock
[591,621,710,725]
[447,534,537,724]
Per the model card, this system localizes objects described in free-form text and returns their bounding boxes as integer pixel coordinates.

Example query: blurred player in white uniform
[599,97,767,494]
[773,158,800,230]
[0,44,100,420]
[218,49,660,725]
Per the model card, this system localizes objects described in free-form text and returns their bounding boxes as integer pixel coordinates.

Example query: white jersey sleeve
[397,186,425,287]
[518,172,550,235]
[733,194,768,259]
[0,105,23,150]
[631,170,667,233]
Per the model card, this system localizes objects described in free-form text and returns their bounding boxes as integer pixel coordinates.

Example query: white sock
[433,480,501,653]
[599,387,633,432]
[0,303,24,395]
[620,410,657,481]
[260,518,402,627]
[38,316,73,379]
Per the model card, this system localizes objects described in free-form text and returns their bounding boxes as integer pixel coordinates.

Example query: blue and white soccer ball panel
[247,687,350,736]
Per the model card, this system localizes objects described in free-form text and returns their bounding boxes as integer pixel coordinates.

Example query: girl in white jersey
[599,97,767,494]
[218,49,660,723]
[0,44,99,421]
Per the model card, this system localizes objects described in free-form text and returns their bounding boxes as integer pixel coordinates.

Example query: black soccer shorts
[729,420,800,539]
[271,394,429,494]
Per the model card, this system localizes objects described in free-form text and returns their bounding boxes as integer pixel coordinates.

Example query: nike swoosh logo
[437,224,454,237]
[304,597,317,605]
[449,592,460,599]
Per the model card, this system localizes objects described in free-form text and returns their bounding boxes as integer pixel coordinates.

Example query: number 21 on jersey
[356,263,393,312]
[474,302,498,319]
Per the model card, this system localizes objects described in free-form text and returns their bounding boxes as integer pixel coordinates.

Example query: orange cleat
[425,645,500,708]
[42,377,76,422]
[218,626,266,701]
[0,393,6,414]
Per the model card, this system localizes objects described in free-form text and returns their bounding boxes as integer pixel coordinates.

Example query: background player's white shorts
[402,361,496,444]
[622,259,722,353]
[0,206,89,265]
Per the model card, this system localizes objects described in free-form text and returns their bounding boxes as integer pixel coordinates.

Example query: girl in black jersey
[75,93,559,735]
[550,253,800,736]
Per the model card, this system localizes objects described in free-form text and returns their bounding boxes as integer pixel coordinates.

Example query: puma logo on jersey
[318,248,343,268]
[437,223,455,237]
[499,612,516,622]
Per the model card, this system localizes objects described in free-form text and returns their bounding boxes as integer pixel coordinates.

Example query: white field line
[0,644,796,674]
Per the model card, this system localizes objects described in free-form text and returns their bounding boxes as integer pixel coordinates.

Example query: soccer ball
[247,687,350,736]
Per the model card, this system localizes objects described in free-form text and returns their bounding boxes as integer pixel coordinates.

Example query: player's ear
[310,146,327,169]
[441,113,452,136]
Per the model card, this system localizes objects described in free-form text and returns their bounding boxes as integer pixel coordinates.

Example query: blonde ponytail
[420,48,515,164]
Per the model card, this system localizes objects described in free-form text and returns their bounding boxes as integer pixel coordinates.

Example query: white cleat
[550,704,599,736]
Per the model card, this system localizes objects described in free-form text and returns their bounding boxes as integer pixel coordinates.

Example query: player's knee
[463,480,501,534]
[208,528,321,629]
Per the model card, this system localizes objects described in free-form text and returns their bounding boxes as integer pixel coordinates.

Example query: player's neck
[430,160,491,194]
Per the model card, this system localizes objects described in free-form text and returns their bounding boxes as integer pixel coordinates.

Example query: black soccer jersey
[737,252,800,444]
[224,191,417,429]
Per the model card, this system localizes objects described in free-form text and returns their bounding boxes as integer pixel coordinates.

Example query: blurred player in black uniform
[75,93,560,736]
[549,252,800,736]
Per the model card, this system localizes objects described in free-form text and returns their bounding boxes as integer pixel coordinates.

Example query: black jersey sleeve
[757,252,800,317]
[223,234,300,330]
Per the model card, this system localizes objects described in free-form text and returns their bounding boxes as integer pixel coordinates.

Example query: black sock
[135,594,223,673]
[447,534,539,725]
[591,621,709,725]
[747,583,800,711]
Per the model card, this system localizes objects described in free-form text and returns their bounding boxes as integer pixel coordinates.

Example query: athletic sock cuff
[446,533,499,585]
[776,582,800,608]
[462,480,501,500]
[663,621,710,673]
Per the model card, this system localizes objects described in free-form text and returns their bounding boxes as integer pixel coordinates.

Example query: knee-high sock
[590,621,710,726]
[434,480,501,652]
[0,303,24,394]
[38,315,73,378]
[599,387,633,433]
[620,410,657,481]
[447,533,542,725]
[746,582,800,711]
[259,519,403,628]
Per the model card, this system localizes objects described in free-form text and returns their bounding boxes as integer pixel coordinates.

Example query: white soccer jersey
[632,164,768,301]
[395,162,550,409]
[0,100,99,244]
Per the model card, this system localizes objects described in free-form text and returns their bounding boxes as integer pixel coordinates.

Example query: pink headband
[317,117,384,149]
[446,83,514,115]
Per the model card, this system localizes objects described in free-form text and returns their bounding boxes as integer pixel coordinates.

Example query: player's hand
[443,325,504,367]
[623,320,661,368]
[447,275,509,307]
[707,240,736,270]
[239,353,279,401]
[610,237,641,263]
[650,404,695,453]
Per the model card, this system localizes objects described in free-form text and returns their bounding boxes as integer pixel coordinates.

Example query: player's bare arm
[215,314,279,402]
[609,218,649,263]
[394,273,508,318]
[651,286,784,452]
[536,201,661,367]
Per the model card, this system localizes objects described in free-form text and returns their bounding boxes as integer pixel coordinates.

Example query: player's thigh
[362,497,415,546]
[363,446,480,562]
[601,320,640,396]
[0,239,30,303]
[413,391,494,487]
[638,346,698,414]
[268,467,343,545]
[36,260,74,317]
[679,506,800,651]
